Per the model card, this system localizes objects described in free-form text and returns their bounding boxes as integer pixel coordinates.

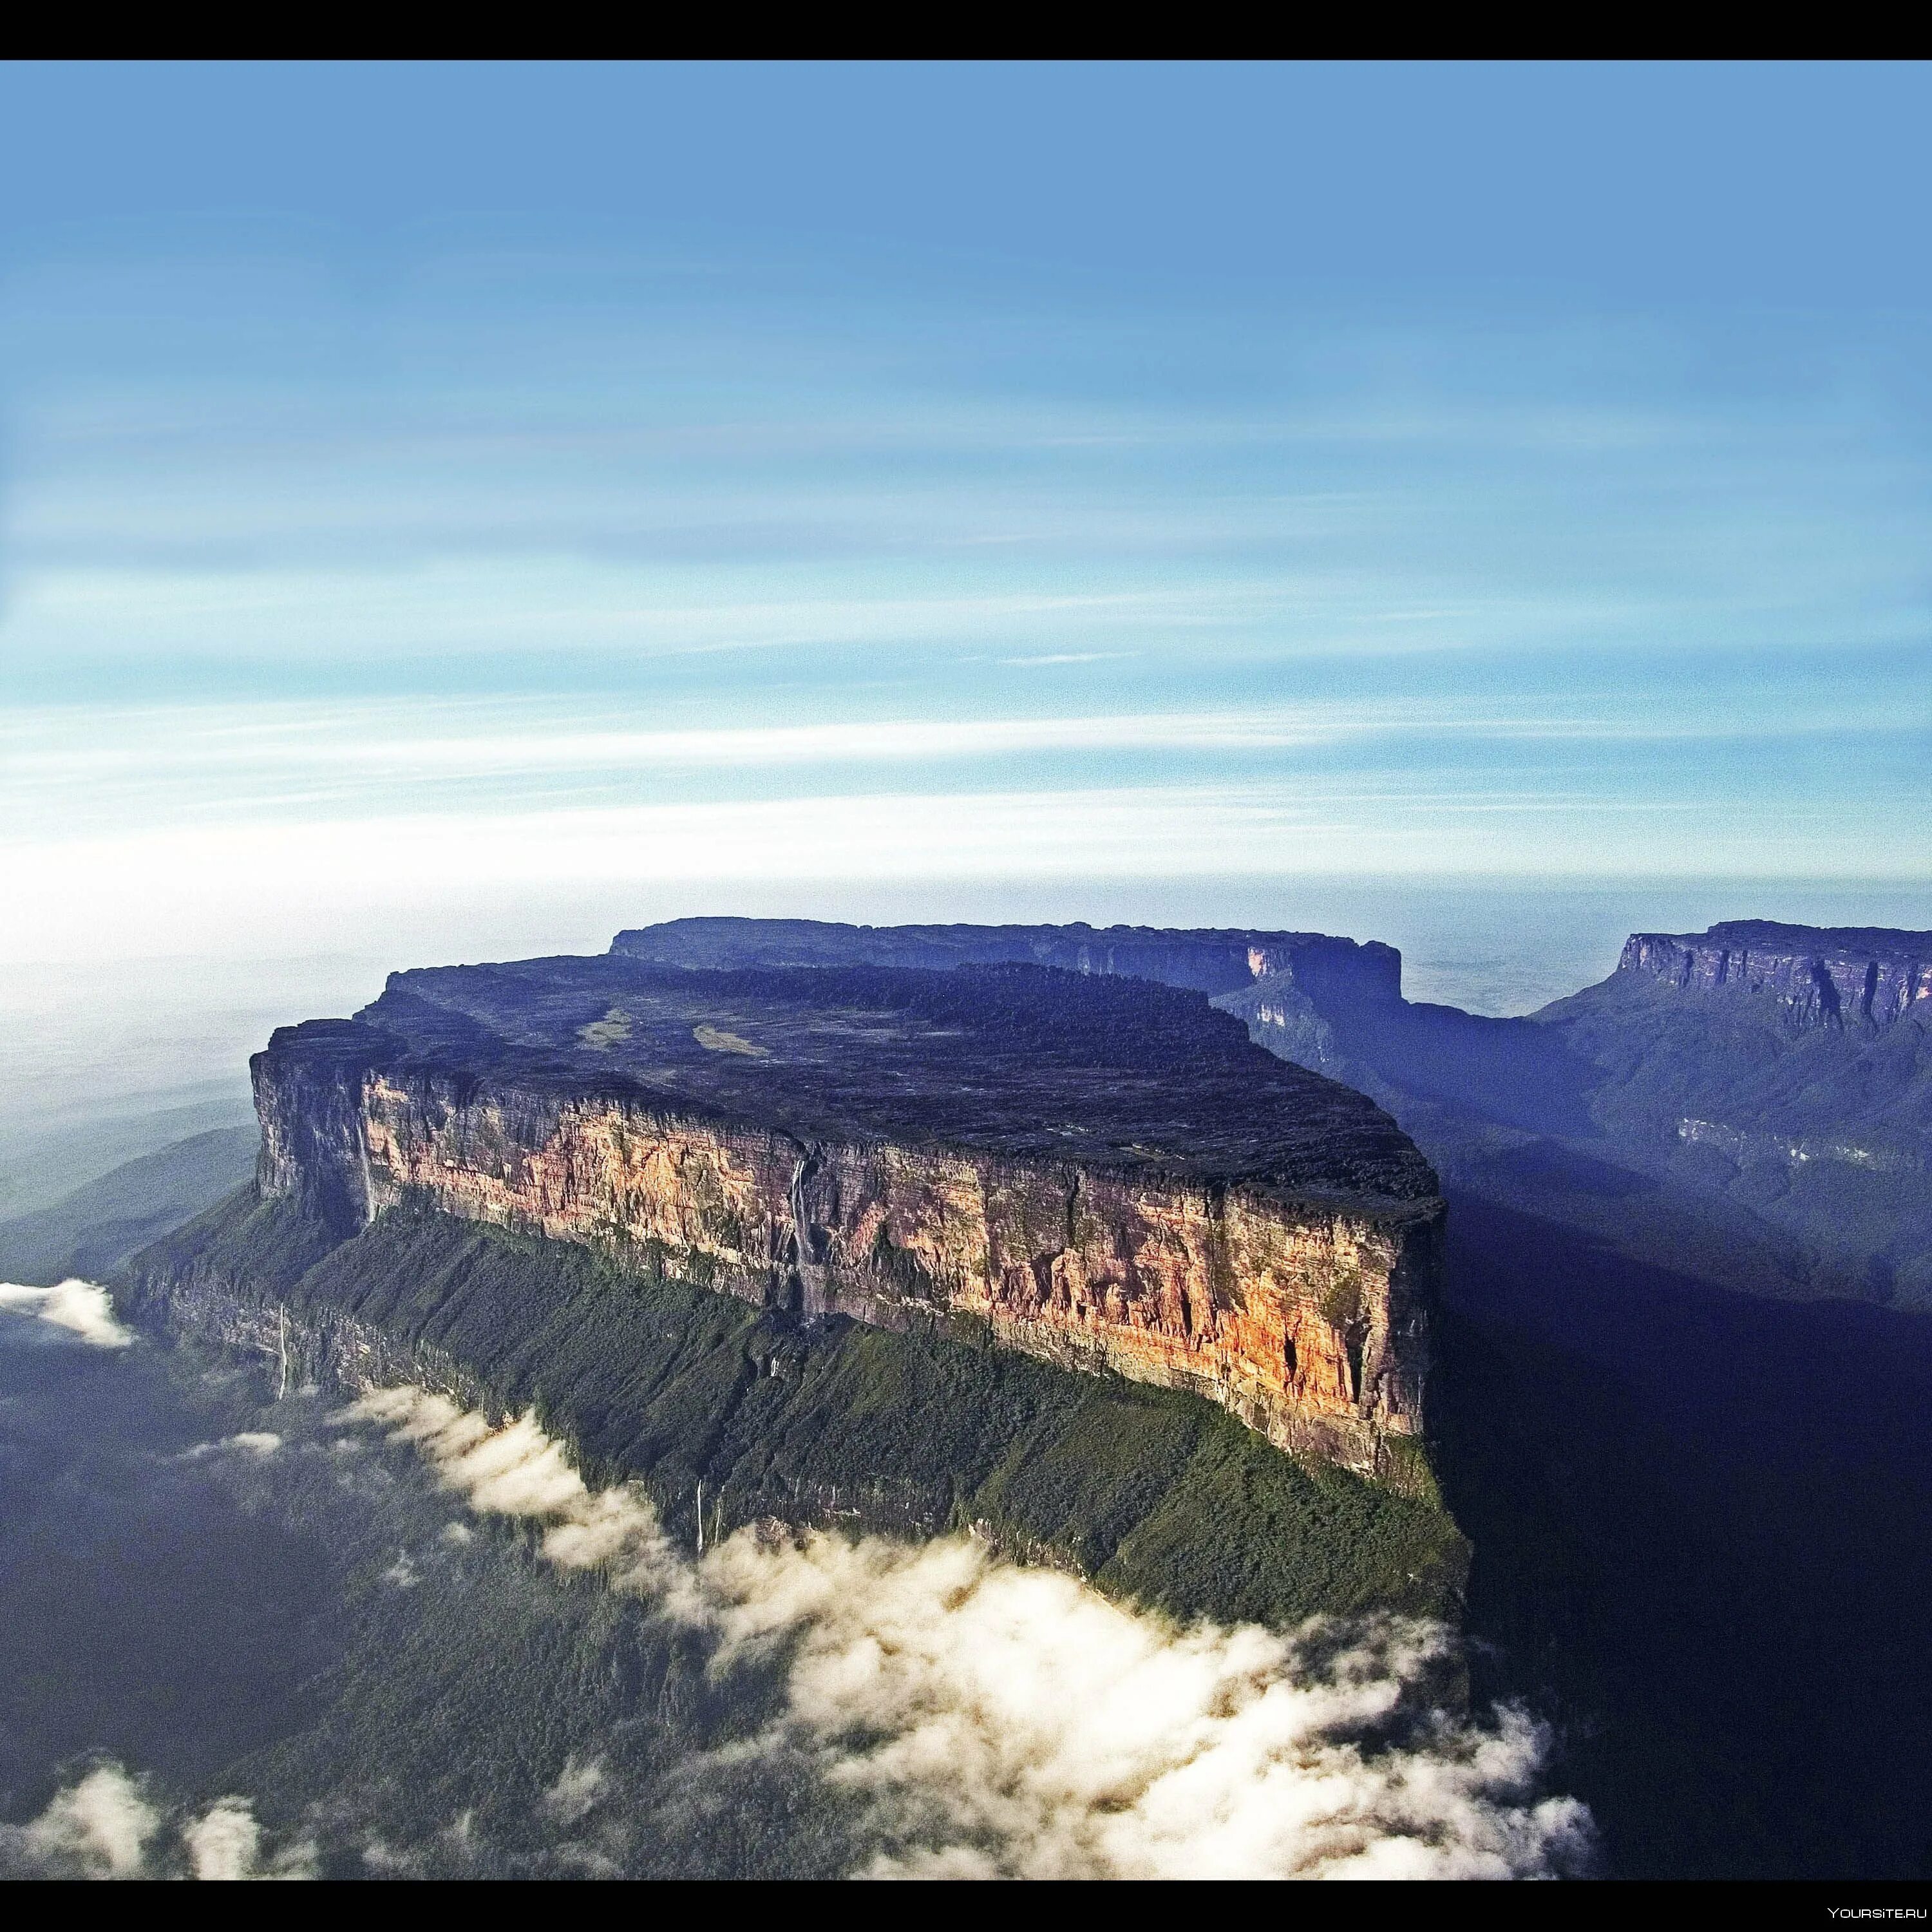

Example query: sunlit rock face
[1619,922,1932,1030]
[251,954,1442,1481]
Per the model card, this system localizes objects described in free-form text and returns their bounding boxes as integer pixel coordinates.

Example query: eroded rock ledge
[253,956,1443,1481]
[1620,921,1932,1030]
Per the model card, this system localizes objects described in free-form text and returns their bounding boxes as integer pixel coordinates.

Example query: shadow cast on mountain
[1435,1191,1932,1879]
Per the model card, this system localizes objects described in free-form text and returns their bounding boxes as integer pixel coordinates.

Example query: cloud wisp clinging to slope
[0,1763,314,1880]
[0,1280,133,1347]
[338,1385,1591,1880]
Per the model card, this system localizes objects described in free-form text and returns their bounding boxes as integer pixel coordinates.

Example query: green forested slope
[133,1189,1466,1629]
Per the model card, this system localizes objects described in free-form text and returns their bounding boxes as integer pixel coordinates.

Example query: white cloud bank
[180,1797,315,1880]
[1,1765,313,1880]
[7,1764,157,1876]
[339,1385,1592,1880]
[0,1280,134,1348]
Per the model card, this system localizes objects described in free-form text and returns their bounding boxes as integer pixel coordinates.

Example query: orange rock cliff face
[252,961,1443,1481]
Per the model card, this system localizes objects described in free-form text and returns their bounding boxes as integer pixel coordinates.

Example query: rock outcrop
[1618,922,1932,1030]
[251,954,1443,1480]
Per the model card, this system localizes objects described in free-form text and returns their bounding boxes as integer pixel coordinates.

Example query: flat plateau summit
[252,945,1441,1477]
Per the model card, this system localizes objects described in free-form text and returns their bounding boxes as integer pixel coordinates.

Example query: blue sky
[3,62,1929,963]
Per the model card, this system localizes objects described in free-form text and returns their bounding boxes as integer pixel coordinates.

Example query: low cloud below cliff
[0,1303,1586,1882]
[340,1385,1591,1880]
[0,1279,133,1348]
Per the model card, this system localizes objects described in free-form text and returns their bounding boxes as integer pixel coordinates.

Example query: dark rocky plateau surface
[245,958,1443,1481]
[600,914,1932,1308]
[318,951,1432,1202]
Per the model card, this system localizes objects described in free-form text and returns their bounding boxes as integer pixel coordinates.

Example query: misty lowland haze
[5,62,1932,1889]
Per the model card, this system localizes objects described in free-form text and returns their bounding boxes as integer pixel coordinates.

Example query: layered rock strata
[1620,922,1932,1030]
[252,958,1443,1477]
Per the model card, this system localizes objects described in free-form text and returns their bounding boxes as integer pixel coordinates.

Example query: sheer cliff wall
[252,1032,1437,1481]
[1620,922,1932,1031]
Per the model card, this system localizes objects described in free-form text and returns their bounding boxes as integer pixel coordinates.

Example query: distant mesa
[611,914,1405,1007]
[1618,921,1932,1031]
[1222,914,1932,1311]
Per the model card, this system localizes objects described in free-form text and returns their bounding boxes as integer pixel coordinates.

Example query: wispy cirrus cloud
[8,679,1920,797]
